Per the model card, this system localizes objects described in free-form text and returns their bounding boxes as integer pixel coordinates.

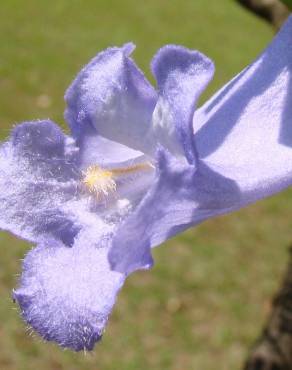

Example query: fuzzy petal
[14,239,125,351]
[151,45,214,162]
[65,43,158,156]
[0,120,80,245]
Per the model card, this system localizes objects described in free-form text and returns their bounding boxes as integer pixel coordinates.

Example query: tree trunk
[244,247,292,370]
[236,0,290,30]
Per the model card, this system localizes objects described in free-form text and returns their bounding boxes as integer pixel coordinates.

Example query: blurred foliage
[281,0,292,10]
[0,1,291,370]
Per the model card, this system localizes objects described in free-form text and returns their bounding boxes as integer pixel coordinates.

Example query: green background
[282,0,292,10]
[0,1,291,369]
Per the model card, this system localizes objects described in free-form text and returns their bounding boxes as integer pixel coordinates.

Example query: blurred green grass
[0,1,291,369]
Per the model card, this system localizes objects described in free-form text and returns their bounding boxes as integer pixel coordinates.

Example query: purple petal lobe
[12,120,65,158]
[64,43,158,156]
[0,120,80,244]
[151,45,214,162]
[14,240,125,351]
[194,16,292,203]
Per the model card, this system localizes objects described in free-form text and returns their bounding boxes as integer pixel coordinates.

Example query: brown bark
[236,0,290,30]
[244,247,292,370]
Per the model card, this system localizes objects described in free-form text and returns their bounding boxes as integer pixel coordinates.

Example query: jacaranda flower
[1,17,292,351]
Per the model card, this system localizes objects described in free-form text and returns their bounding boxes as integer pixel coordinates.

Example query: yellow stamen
[82,162,153,199]
[82,166,116,198]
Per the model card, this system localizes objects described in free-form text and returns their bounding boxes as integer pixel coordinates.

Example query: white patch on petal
[151,98,184,158]
[116,198,131,210]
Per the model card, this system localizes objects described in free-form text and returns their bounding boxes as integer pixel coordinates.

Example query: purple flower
[2,17,292,351]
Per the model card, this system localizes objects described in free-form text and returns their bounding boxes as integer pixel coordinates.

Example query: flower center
[82,162,154,199]
[82,166,116,198]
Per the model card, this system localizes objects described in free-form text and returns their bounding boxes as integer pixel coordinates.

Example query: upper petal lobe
[151,45,214,162]
[65,43,157,156]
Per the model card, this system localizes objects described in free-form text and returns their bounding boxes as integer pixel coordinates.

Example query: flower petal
[194,16,292,201]
[14,238,125,351]
[0,120,80,245]
[64,43,158,156]
[110,18,292,273]
[151,45,214,162]
[75,123,146,170]
[109,150,240,274]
